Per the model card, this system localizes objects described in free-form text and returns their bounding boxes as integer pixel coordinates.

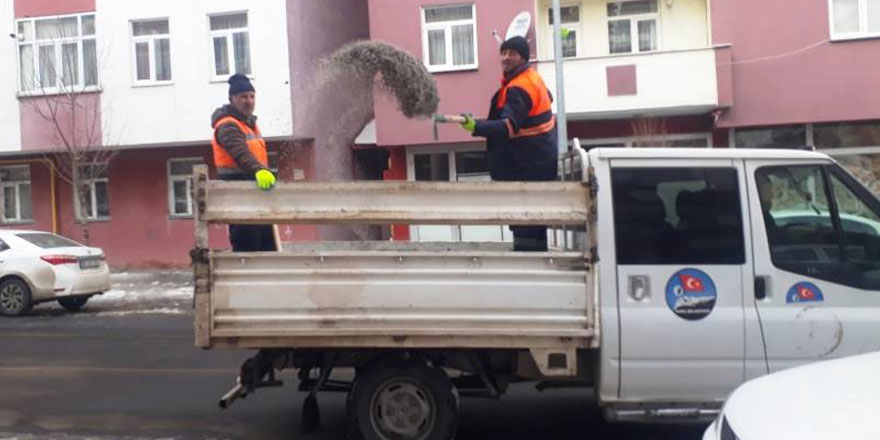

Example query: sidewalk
[84,269,194,315]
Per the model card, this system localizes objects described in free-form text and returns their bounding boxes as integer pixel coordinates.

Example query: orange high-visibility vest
[211,116,268,172]
[497,67,556,138]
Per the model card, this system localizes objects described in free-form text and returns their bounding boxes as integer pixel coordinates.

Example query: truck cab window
[612,167,744,265]
[756,165,880,289]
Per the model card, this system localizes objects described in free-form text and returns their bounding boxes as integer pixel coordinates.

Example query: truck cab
[593,148,880,420]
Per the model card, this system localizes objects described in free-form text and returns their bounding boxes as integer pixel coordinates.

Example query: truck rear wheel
[348,361,458,440]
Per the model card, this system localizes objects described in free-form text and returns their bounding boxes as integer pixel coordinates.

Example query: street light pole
[551,0,569,154]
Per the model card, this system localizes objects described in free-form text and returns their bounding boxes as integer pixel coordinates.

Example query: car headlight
[721,416,740,440]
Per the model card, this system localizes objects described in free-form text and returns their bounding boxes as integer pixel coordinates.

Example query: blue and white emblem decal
[786,282,824,304]
[665,268,717,321]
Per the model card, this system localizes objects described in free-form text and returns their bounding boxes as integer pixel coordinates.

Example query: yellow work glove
[254,169,276,191]
[460,113,476,133]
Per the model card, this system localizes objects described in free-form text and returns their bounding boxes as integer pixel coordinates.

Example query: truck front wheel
[348,361,458,440]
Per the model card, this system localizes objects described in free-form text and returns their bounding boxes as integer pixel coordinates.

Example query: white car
[704,351,880,440]
[0,230,110,316]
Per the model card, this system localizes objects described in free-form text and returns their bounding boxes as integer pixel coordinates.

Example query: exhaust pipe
[219,381,246,409]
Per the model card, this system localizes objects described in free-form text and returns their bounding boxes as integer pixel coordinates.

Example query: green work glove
[254,169,276,191]
[560,28,572,39]
[460,113,476,133]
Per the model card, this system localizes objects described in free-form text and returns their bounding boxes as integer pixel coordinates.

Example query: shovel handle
[433,114,469,124]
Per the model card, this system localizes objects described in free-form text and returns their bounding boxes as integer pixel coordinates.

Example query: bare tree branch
[17,23,117,243]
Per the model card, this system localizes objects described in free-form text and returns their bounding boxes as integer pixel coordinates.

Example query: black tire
[58,296,89,311]
[0,278,33,317]
[349,360,458,440]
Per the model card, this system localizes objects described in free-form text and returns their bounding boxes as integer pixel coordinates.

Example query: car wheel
[58,296,89,311]
[349,359,458,440]
[0,278,33,317]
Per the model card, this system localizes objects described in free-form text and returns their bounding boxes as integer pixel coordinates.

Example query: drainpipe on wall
[551,0,569,155]
[0,159,58,234]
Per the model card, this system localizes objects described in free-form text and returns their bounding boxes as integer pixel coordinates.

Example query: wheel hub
[372,380,435,440]
[0,284,23,313]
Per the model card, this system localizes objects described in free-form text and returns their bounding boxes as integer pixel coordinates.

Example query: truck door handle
[755,277,767,300]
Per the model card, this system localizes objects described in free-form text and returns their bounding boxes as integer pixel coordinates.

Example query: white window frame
[405,144,510,242]
[828,0,880,40]
[130,18,172,85]
[78,177,110,220]
[580,132,713,148]
[546,3,583,59]
[15,13,98,95]
[208,11,252,81]
[421,4,479,73]
[606,0,661,55]
[167,158,203,218]
[0,166,33,223]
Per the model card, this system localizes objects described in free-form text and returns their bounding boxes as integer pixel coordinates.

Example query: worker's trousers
[220,172,278,252]
[489,153,558,252]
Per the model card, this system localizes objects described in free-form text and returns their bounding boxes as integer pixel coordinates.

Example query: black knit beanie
[500,36,529,61]
[228,73,255,96]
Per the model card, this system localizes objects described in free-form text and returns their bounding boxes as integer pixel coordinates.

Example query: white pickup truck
[191,147,880,440]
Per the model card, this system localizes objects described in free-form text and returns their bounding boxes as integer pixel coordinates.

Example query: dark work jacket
[473,63,558,182]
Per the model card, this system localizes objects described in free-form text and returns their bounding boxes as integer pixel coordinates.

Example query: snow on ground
[90,285,192,304]
[32,270,194,316]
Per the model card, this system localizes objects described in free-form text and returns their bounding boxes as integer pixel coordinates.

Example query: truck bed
[192,158,597,357]
[206,244,592,349]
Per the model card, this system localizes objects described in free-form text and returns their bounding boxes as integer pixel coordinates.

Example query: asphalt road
[0,305,705,440]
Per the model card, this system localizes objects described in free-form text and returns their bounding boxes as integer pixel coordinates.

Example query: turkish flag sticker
[679,274,704,292]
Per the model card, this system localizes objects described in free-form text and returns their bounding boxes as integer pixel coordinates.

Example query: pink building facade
[2,0,879,266]
[1,0,364,267]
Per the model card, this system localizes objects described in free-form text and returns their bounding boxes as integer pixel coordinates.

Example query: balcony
[536,45,732,120]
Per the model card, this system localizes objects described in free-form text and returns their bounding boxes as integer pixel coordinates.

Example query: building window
[421,4,478,72]
[814,120,880,149]
[16,13,98,93]
[607,0,659,54]
[131,19,171,83]
[168,158,203,217]
[78,166,109,220]
[0,166,33,223]
[734,126,808,149]
[581,133,712,149]
[829,0,880,40]
[408,147,507,242]
[209,13,251,78]
[814,120,880,198]
[548,5,581,58]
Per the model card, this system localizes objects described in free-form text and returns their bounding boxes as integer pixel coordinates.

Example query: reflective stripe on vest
[503,115,556,139]
[211,116,268,171]
[497,67,555,138]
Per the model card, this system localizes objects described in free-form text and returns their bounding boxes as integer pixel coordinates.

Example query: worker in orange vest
[460,36,558,251]
[210,73,277,251]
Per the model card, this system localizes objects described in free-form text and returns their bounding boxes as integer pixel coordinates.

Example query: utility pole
[551,0,569,154]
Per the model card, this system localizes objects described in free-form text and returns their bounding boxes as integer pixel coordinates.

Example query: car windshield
[16,233,83,249]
